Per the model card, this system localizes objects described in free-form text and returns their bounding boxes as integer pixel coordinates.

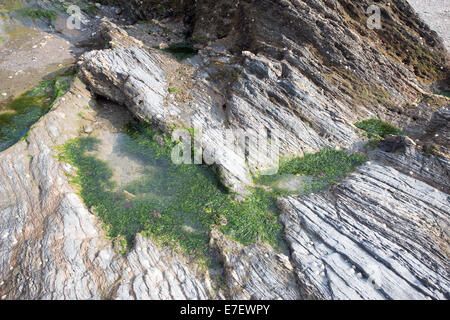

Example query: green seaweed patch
[122,124,283,249]
[256,148,367,194]
[168,87,180,93]
[0,75,73,151]
[59,123,368,263]
[58,123,285,263]
[355,118,403,139]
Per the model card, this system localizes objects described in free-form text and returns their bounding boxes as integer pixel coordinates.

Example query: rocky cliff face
[0,0,449,300]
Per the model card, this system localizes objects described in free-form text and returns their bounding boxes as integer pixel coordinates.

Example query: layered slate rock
[279,162,450,300]
[210,230,301,300]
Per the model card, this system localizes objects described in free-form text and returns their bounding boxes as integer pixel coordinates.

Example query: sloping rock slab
[279,162,449,300]
[210,230,301,300]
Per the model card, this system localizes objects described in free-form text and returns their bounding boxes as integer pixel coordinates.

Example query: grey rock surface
[279,162,450,300]
[210,230,301,300]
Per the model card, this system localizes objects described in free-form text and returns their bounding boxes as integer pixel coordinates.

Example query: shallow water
[0,75,72,151]
[0,0,79,150]
[59,122,285,262]
[0,0,77,102]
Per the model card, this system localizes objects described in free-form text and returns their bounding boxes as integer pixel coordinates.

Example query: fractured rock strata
[279,162,449,300]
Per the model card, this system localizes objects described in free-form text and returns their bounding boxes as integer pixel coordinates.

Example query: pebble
[1,93,7,96]
[83,125,93,134]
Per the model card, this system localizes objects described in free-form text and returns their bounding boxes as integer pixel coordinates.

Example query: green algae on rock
[58,123,282,262]
[58,122,368,263]
[0,75,73,151]
[255,148,367,194]
[355,118,403,139]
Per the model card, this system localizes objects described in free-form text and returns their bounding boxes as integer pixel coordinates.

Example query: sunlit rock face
[279,162,450,300]
[0,0,449,300]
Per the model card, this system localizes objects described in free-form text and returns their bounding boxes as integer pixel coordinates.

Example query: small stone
[83,125,93,134]
[159,43,169,49]
[154,135,165,147]
[404,137,416,147]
